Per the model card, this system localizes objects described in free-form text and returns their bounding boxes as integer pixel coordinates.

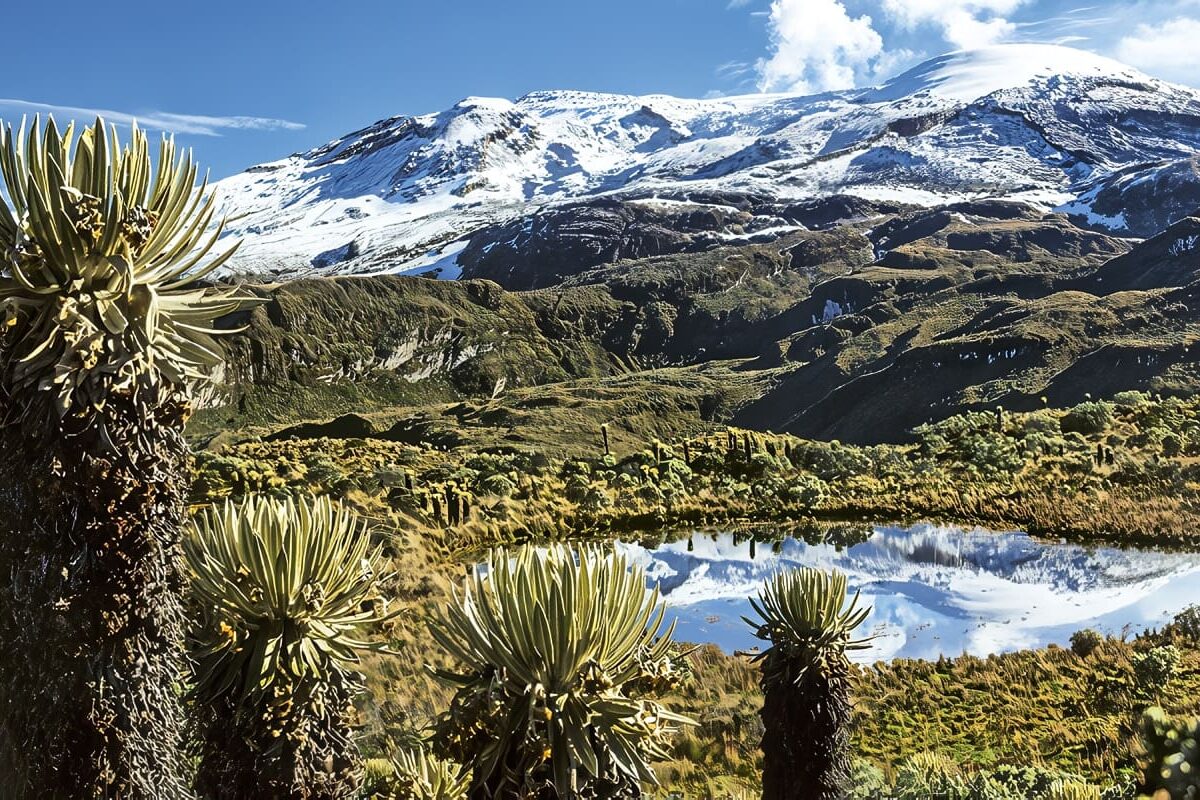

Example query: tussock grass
[189,393,1200,795]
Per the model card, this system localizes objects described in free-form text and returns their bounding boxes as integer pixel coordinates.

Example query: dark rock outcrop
[1080,156,1200,238]
[1072,216,1200,293]
[456,199,754,289]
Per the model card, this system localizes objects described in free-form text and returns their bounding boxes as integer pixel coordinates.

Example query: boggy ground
[191,390,1200,797]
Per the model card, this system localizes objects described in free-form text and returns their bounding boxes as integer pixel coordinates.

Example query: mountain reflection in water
[618,524,1200,662]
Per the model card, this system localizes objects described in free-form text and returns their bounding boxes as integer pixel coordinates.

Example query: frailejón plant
[744,568,872,800]
[429,544,692,798]
[0,115,250,799]
[186,493,395,799]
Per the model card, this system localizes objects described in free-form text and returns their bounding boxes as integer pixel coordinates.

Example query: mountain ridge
[192,45,1200,445]
[214,44,1200,279]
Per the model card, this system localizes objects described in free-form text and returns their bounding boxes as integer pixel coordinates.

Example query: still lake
[618,524,1200,662]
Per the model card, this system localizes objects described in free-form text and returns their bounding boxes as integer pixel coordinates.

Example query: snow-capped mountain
[215,44,1200,278]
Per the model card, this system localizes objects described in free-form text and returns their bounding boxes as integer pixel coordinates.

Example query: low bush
[1061,402,1113,436]
[1071,629,1105,658]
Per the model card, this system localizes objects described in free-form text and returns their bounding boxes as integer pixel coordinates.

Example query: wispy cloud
[1015,10,1115,32]
[1045,34,1091,44]
[714,60,760,95]
[716,60,754,79]
[0,98,304,136]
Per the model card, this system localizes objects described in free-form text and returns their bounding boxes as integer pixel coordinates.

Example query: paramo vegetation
[0,115,1197,800]
[189,389,1200,798]
[195,391,1200,552]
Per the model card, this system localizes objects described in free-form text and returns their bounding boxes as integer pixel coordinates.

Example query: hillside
[199,197,1200,444]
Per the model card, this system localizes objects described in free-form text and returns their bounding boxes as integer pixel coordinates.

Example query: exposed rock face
[1079,156,1200,237]
[1073,216,1200,292]
[456,199,754,290]
[777,195,913,230]
[744,282,1200,443]
[200,276,627,431]
[867,203,1127,275]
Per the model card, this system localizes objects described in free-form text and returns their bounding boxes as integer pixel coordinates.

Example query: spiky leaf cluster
[1140,707,1200,799]
[744,567,871,685]
[388,747,471,800]
[0,115,248,435]
[429,544,692,797]
[746,568,872,798]
[1045,779,1102,800]
[185,494,395,720]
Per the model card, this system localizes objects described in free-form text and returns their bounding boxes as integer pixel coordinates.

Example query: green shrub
[785,473,828,508]
[871,760,1116,800]
[1061,402,1113,436]
[1133,645,1181,696]
[847,760,887,798]
[1021,410,1062,434]
[578,483,614,514]
[1112,390,1149,408]
[892,752,969,799]
[789,440,872,480]
[304,458,348,488]
[1169,606,1200,642]
[564,473,592,502]
[475,472,515,497]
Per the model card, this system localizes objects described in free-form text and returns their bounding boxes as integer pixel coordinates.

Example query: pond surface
[618,524,1200,662]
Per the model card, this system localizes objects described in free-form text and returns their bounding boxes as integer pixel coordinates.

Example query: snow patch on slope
[387,240,468,279]
[864,44,1143,103]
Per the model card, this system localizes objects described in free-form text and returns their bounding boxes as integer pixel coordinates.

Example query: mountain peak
[866,43,1149,103]
[215,43,1200,277]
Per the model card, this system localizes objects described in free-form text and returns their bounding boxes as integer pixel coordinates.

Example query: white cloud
[0,98,304,137]
[1115,17,1200,82]
[882,0,1027,49]
[755,0,886,93]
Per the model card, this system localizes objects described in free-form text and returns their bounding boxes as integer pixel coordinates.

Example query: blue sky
[4,0,1200,178]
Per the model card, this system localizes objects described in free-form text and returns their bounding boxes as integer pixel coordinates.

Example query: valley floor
[192,387,1200,796]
